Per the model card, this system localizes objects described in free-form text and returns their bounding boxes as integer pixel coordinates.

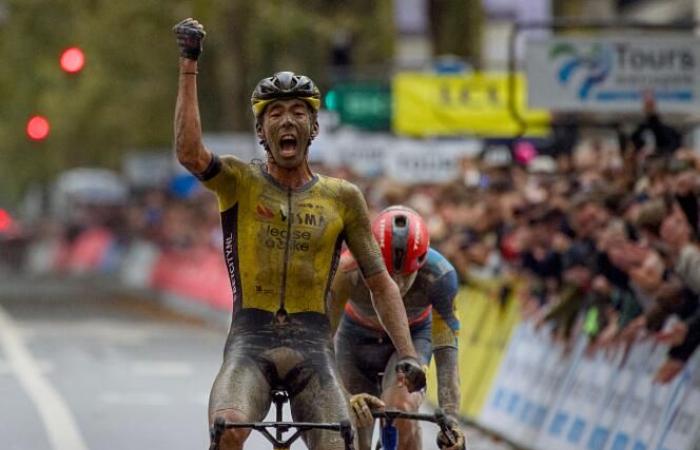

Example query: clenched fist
[173,18,206,60]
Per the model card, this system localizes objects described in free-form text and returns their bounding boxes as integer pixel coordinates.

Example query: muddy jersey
[200,155,385,316]
[335,248,460,348]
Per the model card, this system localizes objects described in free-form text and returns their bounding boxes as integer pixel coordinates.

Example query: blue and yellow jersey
[334,248,460,349]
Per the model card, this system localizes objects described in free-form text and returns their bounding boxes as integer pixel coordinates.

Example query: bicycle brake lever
[339,420,355,450]
[209,416,226,450]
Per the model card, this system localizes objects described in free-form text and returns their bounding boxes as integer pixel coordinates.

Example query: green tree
[428,0,483,68]
[0,0,394,205]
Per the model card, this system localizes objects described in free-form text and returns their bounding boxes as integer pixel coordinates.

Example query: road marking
[130,361,194,377]
[0,305,88,450]
[0,358,53,375]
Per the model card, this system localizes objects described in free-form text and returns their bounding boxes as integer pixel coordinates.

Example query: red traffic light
[0,209,13,232]
[60,47,85,73]
[26,115,50,141]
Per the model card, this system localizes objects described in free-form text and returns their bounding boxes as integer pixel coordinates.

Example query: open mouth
[279,135,298,157]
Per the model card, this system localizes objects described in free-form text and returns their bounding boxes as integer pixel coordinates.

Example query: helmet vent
[393,248,405,273]
[393,215,407,228]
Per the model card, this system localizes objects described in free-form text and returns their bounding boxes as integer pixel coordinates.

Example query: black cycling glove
[173,18,206,60]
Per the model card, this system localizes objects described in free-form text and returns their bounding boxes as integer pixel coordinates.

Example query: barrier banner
[604,347,649,450]
[535,336,591,450]
[648,356,700,450]
[392,72,550,138]
[150,247,231,310]
[61,228,116,274]
[479,324,700,450]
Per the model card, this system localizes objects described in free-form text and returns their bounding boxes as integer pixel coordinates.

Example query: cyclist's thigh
[335,316,395,396]
[208,348,271,423]
[381,332,432,398]
[290,348,350,450]
[336,342,381,397]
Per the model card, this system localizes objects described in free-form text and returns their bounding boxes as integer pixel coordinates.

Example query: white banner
[526,36,700,113]
[309,128,481,183]
[480,324,700,450]
[384,139,480,184]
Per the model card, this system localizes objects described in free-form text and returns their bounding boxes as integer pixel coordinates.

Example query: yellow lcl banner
[392,72,550,137]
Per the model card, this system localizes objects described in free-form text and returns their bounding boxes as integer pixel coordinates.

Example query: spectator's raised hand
[672,170,698,196]
[608,242,649,272]
[654,358,685,384]
[619,315,648,343]
[656,321,689,347]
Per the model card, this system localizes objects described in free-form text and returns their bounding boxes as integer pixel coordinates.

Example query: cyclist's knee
[210,409,250,449]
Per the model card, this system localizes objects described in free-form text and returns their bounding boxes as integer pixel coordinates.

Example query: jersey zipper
[277,188,293,319]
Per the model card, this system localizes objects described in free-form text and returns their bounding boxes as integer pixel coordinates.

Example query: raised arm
[173,18,212,175]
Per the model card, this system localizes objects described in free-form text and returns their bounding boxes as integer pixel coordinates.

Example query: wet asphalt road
[0,275,509,450]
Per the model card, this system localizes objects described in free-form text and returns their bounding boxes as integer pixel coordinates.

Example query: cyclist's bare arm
[174,57,212,173]
[340,182,418,360]
[429,269,461,416]
[364,272,418,360]
[173,19,213,175]
[434,347,460,417]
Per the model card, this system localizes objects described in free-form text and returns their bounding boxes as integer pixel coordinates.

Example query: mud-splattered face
[257,99,318,170]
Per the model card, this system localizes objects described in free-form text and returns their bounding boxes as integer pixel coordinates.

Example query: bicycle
[370,408,460,450]
[209,385,355,450]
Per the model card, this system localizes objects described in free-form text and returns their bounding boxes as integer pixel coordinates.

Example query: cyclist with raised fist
[172,18,426,450]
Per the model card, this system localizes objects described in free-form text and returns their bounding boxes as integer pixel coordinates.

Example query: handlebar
[370,409,440,424]
[371,408,458,448]
[209,416,354,450]
[222,419,349,432]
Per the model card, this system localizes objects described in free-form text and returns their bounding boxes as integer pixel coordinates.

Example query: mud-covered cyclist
[172,18,426,450]
[332,207,466,450]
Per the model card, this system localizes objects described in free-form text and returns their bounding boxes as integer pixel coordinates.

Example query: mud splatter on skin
[434,347,460,417]
[211,310,351,450]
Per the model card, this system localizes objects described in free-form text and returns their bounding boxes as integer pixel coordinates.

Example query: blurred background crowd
[3,98,699,386]
[2,0,700,447]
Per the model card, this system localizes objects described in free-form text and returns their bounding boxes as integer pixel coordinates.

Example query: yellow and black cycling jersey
[200,154,385,316]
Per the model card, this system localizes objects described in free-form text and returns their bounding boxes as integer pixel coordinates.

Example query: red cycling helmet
[372,206,430,275]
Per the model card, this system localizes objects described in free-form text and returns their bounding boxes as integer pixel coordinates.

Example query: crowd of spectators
[5,100,699,385]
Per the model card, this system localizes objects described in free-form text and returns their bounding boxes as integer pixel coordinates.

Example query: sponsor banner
[526,36,700,113]
[478,324,700,450]
[384,138,480,184]
[310,128,481,183]
[334,130,391,177]
[392,72,550,137]
[654,373,700,450]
